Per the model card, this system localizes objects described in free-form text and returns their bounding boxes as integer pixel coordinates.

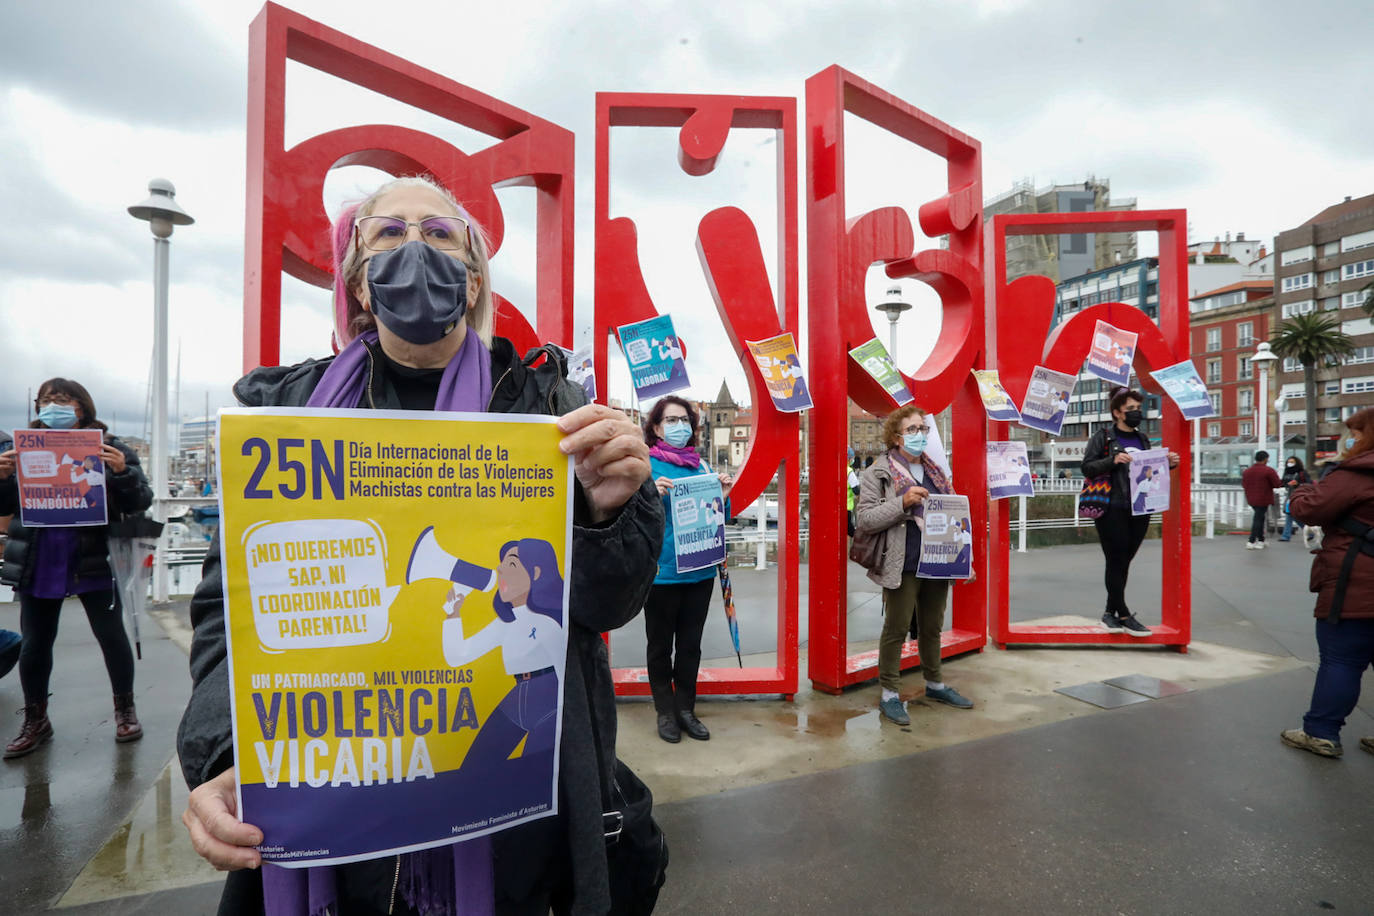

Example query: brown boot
[5,703,53,759]
[113,693,143,743]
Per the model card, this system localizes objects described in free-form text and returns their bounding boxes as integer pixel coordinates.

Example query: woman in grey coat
[855,405,973,726]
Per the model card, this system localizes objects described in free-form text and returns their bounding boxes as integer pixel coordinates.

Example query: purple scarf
[305,329,492,412]
[649,441,701,470]
[266,326,494,916]
[887,447,952,525]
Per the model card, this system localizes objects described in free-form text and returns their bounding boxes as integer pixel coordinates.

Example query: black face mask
[366,241,469,344]
[1123,409,1143,429]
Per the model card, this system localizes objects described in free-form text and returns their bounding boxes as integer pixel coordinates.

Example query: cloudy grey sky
[2,0,1372,444]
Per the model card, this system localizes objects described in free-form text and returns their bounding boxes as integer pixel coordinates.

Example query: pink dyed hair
[330,202,361,351]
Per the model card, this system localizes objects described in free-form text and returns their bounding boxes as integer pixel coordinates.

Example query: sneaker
[878,696,910,726]
[1280,728,1342,758]
[1256,541,1267,549]
[1361,737,1374,756]
[1100,612,1125,633]
[925,685,974,709]
[1246,542,1260,550]
[1117,615,1151,637]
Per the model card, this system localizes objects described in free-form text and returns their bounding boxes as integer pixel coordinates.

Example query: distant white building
[179,415,217,457]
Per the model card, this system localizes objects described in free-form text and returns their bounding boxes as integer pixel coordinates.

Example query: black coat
[0,433,153,591]
[1080,423,1153,511]
[175,337,663,915]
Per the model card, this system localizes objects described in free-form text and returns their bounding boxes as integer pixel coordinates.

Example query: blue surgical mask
[663,423,692,448]
[38,404,78,429]
[902,432,927,456]
[1347,436,1358,451]
[365,240,469,344]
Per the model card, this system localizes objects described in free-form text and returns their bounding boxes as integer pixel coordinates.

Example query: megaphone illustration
[406,527,496,596]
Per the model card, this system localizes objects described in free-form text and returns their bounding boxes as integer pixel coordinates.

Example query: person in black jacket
[0,378,153,757]
[177,177,663,916]
[1278,455,1312,542]
[1079,386,1180,636]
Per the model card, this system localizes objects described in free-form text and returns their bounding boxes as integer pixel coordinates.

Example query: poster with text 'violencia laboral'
[216,408,573,868]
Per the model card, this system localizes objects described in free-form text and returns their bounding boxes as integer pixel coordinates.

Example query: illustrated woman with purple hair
[441,538,566,765]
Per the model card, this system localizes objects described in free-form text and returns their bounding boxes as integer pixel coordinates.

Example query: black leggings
[18,589,135,705]
[1092,508,1151,617]
[644,579,715,716]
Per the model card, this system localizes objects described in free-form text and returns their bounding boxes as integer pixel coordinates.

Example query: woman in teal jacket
[643,396,732,743]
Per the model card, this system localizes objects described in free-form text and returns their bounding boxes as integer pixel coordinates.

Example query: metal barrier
[140,486,1266,593]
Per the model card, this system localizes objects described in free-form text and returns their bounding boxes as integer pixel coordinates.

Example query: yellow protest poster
[216,408,572,867]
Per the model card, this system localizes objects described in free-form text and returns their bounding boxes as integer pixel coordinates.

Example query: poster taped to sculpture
[1150,360,1216,420]
[216,408,573,867]
[972,370,1021,422]
[1085,320,1138,387]
[746,332,813,412]
[849,338,913,406]
[562,345,597,402]
[986,441,1034,499]
[617,315,689,399]
[11,428,108,527]
[917,494,973,580]
[1019,366,1076,436]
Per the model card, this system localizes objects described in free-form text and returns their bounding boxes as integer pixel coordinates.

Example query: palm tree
[1270,313,1355,468]
[1362,280,1373,319]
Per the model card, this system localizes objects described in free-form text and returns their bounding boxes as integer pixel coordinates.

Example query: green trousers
[879,573,950,692]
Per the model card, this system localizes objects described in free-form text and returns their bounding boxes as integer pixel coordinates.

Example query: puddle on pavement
[57,758,221,907]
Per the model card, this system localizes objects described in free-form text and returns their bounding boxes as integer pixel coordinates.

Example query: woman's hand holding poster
[11,428,107,527]
[917,494,973,580]
[671,474,727,572]
[1128,447,1171,516]
[217,408,573,867]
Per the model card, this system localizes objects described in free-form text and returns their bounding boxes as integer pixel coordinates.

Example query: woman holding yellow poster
[179,177,663,916]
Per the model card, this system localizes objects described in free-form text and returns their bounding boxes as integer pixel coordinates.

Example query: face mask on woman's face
[1347,436,1359,452]
[1287,461,1297,469]
[902,432,927,456]
[1123,409,1143,429]
[662,422,692,448]
[365,240,469,344]
[38,404,78,429]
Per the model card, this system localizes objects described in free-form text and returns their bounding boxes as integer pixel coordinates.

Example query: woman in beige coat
[855,405,973,725]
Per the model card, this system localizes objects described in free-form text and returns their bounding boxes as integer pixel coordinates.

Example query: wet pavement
[2,533,1369,914]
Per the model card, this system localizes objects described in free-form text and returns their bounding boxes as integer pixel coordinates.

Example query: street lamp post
[873,284,911,363]
[1049,439,1056,480]
[128,179,194,602]
[1252,341,1279,462]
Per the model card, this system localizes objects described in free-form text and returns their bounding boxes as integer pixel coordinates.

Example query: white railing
[129,486,1265,595]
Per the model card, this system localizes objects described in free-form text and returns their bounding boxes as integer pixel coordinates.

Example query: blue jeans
[1281,508,1297,540]
[1302,618,1374,741]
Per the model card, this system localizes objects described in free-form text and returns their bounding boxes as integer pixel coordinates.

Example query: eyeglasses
[900,424,931,435]
[355,215,472,253]
[662,417,692,428]
[36,393,76,407]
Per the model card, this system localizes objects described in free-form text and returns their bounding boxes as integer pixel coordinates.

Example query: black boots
[5,702,53,759]
[113,693,143,743]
